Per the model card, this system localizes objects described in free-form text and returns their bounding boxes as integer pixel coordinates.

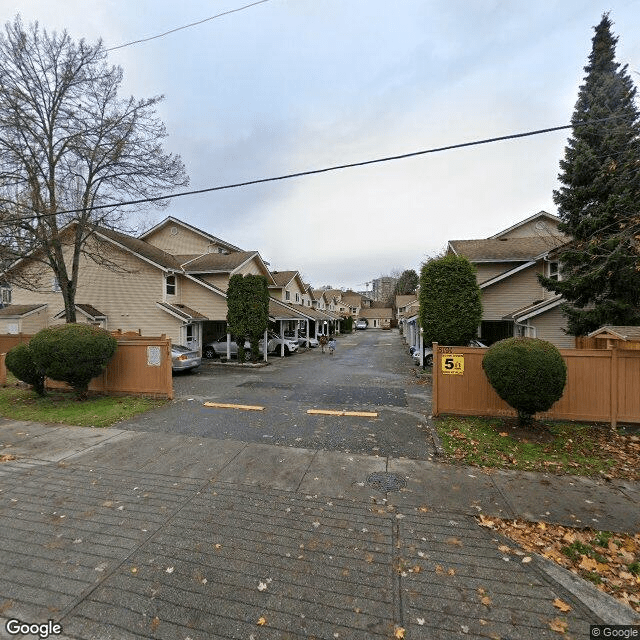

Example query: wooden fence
[432,343,640,427]
[0,333,173,399]
[575,335,640,350]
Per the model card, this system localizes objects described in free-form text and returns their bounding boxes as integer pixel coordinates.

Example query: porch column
[280,321,285,357]
[226,332,232,360]
[263,328,268,362]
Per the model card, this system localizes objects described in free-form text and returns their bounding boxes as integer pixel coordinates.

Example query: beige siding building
[447,211,572,347]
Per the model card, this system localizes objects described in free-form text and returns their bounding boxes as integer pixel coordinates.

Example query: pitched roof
[139,216,241,252]
[358,307,393,319]
[95,226,182,270]
[449,236,564,262]
[0,304,47,318]
[587,325,640,341]
[53,304,107,320]
[395,295,417,308]
[157,302,209,321]
[488,211,560,239]
[270,271,299,287]
[181,251,259,273]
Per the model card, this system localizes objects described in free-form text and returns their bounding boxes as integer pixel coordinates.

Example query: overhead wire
[19,115,628,219]
[106,0,272,51]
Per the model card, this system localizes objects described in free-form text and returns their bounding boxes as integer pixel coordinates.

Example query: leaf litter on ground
[478,514,640,613]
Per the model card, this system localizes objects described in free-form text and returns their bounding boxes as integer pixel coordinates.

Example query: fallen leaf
[258,582,267,592]
[481,596,492,607]
[446,537,463,547]
[553,598,571,612]
[416,618,425,626]
[130,567,138,574]
[549,618,568,633]
[150,617,160,631]
[499,432,509,437]
[394,627,405,639]
[498,545,511,553]
[257,616,267,626]
[522,556,532,563]
[447,568,456,576]
[165,567,174,574]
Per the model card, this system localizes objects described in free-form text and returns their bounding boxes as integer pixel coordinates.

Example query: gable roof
[181,251,259,273]
[359,307,393,320]
[449,236,564,262]
[157,302,209,321]
[488,211,560,239]
[0,304,47,318]
[587,325,640,341]
[95,226,182,271]
[139,216,241,252]
[53,304,106,321]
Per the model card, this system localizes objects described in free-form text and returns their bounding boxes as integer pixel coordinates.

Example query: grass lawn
[0,374,167,428]
[435,415,640,479]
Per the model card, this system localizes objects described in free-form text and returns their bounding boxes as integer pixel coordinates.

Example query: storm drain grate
[366,472,407,493]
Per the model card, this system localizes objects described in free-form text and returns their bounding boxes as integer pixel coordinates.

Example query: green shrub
[5,342,46,396]
[30,324,117,398]
[419,255,482,346]
[482,337,567,425]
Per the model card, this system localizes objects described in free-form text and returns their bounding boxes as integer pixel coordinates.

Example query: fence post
[432,342,439,417]
[0,353,6,387]
[610,347,618,430]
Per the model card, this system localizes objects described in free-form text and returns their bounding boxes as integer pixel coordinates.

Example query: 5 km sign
[441,353,464,375]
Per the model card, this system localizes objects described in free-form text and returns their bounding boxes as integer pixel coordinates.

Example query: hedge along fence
[432,343,640,428]
[0,333,173,399]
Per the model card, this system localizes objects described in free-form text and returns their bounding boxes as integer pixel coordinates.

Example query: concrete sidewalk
[1,419,638,639]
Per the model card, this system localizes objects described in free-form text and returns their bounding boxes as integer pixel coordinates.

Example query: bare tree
[0,17,188,321]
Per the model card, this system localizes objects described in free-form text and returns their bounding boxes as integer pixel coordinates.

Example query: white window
[295,293,300,303]
[285,291,290,301]
[547,261,559,281]
[1,288,11,304]
[52,277,61,292]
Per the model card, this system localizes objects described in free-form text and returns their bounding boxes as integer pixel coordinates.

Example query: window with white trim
[547,261,559,281]
[165,274,176,295]
[285,291,290,301]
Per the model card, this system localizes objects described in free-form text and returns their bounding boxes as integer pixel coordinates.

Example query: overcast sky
[5,0,640,290]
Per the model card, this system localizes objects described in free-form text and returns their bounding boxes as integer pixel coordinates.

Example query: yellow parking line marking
[204,402,265,411]
[306,409,378,418]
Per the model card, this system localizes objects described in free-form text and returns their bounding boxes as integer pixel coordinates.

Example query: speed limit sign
[442,354,464,375]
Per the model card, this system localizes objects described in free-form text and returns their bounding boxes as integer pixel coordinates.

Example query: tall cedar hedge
[226,274,270,362]
[419,255,482,347]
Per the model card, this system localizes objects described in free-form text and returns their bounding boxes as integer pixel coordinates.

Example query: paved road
[1,329,639,639]
[122,330,435,460]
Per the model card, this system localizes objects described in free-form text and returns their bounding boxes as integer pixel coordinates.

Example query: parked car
[204,332,299,358]
[266,332,299,355]
[355,319,368,330]
[171,344,201,372]
[285,331,319,348]
[412,339,486,367]
[203,336,248,359]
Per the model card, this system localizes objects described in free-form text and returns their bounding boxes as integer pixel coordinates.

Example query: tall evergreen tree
[539,14,640,335]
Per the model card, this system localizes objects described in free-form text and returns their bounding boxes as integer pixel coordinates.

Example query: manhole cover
[366,472,407,493]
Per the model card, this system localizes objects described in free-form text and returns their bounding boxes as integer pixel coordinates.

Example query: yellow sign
[441,354,464,375]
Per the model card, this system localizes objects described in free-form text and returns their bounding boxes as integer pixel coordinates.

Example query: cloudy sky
[5,0,640,290]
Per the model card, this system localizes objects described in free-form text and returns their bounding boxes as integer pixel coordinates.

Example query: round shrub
[482,337,567,425]
[5,342,46,396]
[30,324,117,398]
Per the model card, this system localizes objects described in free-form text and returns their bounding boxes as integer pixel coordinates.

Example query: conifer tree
[539,14,640,335]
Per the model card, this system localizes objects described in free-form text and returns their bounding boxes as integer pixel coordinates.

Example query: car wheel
[204,347,216,359]
[284,346,290,356]
[425,353,433,367]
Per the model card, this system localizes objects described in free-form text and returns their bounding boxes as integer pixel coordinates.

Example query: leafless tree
[0,17,188,321]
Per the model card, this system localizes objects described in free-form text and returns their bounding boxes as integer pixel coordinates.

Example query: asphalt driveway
[119,329,436,459]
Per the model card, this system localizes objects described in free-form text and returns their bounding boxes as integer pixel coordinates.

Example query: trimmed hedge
[29,324,117,398]
[419,255,482,347]
[5,342,46,396]
[482,337,567,424]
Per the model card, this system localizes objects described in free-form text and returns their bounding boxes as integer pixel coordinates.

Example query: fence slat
[0,333,172,399]
[432,345,639,426]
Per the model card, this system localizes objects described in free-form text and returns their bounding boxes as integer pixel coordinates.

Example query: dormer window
[165,274,176,295]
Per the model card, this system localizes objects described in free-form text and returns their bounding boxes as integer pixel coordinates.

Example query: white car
[412,339,486,367]
[265,333,299,355]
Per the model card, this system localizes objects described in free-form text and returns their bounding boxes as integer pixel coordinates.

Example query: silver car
[171,344,201,372]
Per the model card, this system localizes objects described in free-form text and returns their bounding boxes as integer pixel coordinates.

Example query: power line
[106,0,272,52]
[40,116,623,217]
